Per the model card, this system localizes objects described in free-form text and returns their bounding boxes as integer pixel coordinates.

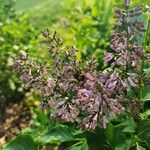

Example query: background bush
[1,0,150,150]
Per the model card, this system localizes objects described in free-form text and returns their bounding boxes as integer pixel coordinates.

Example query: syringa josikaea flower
[77,89,93,101]
[42,80,56,97]
[51,100,79,122]
[104,52,114,64]
[125,0,130,6]
[74,70,125,130]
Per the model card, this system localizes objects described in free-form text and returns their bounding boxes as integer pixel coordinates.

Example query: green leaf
[3,134,38,150]
[137,119,150,144]
[136,142,146,150]
[114,139,132,150]
[64,141,89,150]
[140,110,150,119]
[105,123,114,143]
[84,128,106,150]
[122,126,136,133]
[37,125,74,144]
[81,141,89,150]
[66,146,82,150]
[33,109,49,125]
[121,118,137,133]
[141,86,150,101]
[143,68,150,77]
[109,117,137,149]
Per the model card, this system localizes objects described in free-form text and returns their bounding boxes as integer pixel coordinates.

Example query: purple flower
[81,114,98,130]
[86,72,95,81]
[104,52,114,63]
[134,21,145,32]
[19,51,28,60]
[116,42,126,51]
[85,72,96,89]
[109,99,123,115]
[85,79,95,89]
[106,80,117,91]
[40,102,46,111]
[131,7,142,16]
[116,57,126,66]
[99,71,110,84]
[127,77,137,87]
[125,0,130,6]
[20,72,31,82]
[52,103,79,122]
[77,89,92,101]
[102,116,108,128]
[62,66,71,77]
[43,80,55,96]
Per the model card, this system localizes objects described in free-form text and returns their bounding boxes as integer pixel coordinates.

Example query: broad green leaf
[66,146,82,150]
[140,110,150,119]
[105,123,114,143]
[134,119,150,149]
[37,125,74,144]
[121,118,137,133]
[141,86,150,101]
[84,128,106,150]
[115,139,132,150]
[110,117,137,149]
[81,141,89,150]
[3,134,38,150]
[127,89,136,98]
[143,68,150,78]
[33,109,49,125]
[137,119,150,144]
[122,126,136,133]
[64,141,89,150]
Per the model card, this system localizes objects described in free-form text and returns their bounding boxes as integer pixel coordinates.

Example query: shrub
[0,0,38,123]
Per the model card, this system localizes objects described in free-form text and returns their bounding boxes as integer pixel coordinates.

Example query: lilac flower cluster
[13,0,148,130]
[104,4,145,68]
[13,48,124,130]
[104,0,149,95]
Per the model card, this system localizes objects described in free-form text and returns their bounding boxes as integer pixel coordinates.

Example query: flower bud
[19,51,28,60]
[125,0,130,6]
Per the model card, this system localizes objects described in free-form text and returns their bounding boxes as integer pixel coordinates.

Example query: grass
[15,0,51,13]
[15,0,78,45]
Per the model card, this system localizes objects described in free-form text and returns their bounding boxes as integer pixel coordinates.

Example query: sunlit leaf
[3,135,38,150]
[137,119,150,144]
[141,86,150,101]
[37,125,74,144]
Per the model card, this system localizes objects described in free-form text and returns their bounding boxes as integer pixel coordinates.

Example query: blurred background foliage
[0,0,150,149]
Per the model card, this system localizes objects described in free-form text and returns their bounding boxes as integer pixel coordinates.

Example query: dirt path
[0,100,31,148]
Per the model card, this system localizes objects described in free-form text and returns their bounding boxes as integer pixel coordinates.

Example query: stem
[125,7,129,96]
[138,58,144,99]
[145,16,150,49]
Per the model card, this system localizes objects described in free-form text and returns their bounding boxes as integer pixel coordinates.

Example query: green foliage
[1,0,150,150]
[0,0,15,21]
[3,113,150,150]
[15,0,78,45]
[74,0,113,65]
[2,109,88,150]
[3,135,39,150]
[0,0,38,102]
[141,86,150,101]
[104,117,150,150]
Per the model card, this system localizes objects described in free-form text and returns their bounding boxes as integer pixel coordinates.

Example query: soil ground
[0,100,31,148]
